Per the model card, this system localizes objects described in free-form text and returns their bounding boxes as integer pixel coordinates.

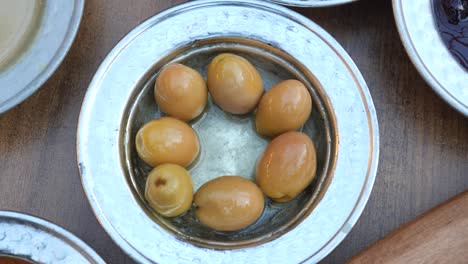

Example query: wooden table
[0,0,466,263]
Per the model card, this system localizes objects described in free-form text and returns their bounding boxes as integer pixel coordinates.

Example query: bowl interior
[122,37,337,249]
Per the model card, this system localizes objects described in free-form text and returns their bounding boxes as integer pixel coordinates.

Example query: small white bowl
[0,0,84,113]
[393,0,468,116]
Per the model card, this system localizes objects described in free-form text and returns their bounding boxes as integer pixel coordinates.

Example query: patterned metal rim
[77,0,379,263]
[265,0,358,7]
[0,211,105,264]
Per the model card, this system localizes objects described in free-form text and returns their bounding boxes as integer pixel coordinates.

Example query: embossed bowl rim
[0,211,104,263]
[77,0,379,263]
[265,0,358,7]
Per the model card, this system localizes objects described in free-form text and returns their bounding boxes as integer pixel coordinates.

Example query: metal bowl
[124,37,334,249]
[393,0,468,117]
[0,0,84,114]
[77,0,379,263]
[0,211,104,264]
[265,0,358,7]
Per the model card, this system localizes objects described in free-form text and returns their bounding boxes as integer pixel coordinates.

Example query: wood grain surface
[349,191,468,264]
[0,0,466,263]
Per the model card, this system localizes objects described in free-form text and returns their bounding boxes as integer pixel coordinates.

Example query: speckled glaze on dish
[0,0,84,113]
[265,0,358,7]
[0,211,104,264]
[77,0,379,263]
[393,0,468,116]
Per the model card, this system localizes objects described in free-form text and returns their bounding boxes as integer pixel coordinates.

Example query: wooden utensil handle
[349,191,468,264]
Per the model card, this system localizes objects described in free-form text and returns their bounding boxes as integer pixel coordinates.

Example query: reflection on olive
[207,53,263,114]
[256,80,312,137]
[194,176,264,231]
[256,131,317,202]
[145,164,193,217]
[155,63,207,121]
[135,117,199,167]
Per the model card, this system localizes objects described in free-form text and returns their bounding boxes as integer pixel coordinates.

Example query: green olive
[155,63,207,121]
[194,176,264,231]
[256,80,312,137]
[207,53,263,114]
[135,117,199,168]
[145,164,193,217]
[256,131,317,202]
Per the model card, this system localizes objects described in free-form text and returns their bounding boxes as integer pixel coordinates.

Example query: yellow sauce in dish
[0,0,42,69]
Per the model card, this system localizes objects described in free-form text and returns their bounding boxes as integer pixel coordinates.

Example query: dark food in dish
[433,0,468,70]
[0,256,34,264]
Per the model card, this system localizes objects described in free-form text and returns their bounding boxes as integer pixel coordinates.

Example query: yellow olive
[194,176,264,231]
[207,53,263,114]
[145,164,193,217]
[256,80,312,137]
[135,117,199,167]
[256,131,317,202]
[155,63,208,121]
